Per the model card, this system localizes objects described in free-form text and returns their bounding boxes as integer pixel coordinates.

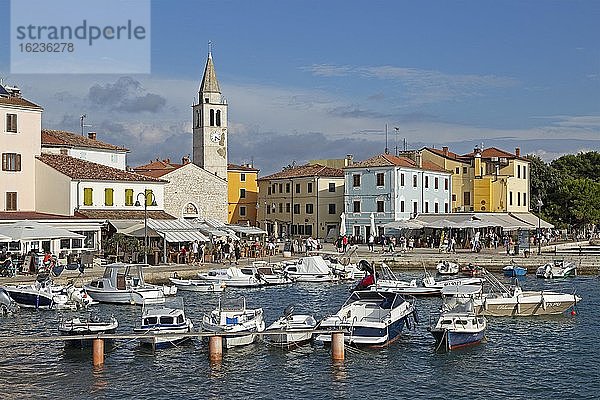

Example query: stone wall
[162,163,227,222]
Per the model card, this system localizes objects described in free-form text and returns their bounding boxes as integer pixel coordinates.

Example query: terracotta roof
[37,153,166,182]
[0,211,86,220]
[423,147,470,162]
[41,129,129,152]
[133,159,184,178]
[461,147,530,162]
[346,154,450,173]
[258,164,344,181]
[228,163,259,172]
[0,96,43,109]
[75,210,176,220]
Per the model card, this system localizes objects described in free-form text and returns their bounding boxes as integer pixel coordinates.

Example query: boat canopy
[294,256,331,275]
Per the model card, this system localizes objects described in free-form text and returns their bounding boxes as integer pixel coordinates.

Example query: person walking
[368,234,375,252]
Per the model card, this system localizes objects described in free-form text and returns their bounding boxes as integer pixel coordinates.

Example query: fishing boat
[169,276,225,292]
[473,269,581,316]
[503,261,528,277]
[283,256,339,282]
[59,315,119,347]
[201,297,265,348]
[429,285,487,351]
[198,266,263,288]
[264,306,316,349]
[84,263,166,305]
[315,290,417,347]
[536,260,577,279]
[436,261,460,275]
[429,312,487,351]
[133,297,194,349]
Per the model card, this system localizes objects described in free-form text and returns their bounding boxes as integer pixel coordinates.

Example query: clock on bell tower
[192,46,228,180]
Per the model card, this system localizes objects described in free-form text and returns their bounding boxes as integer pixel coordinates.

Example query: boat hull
[430,329,485,351]
[475,293,580,316]
[84,287,164,305]
[4,288,54,309]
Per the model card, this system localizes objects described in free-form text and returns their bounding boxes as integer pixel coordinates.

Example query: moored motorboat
[201,297,265,348]
[422,271,485,289]
[264,306,316,349]
[474,269,581,316]
[429,313,487,351]
[0,287,18,316]
[3,277,90,310]
[315,290,417,347]
[436,261,460,275]
[84,263,165,305]
[169,276,225,292]
[133,297,194,349]
[59,315,119,347]
[536,260,577,279]
[198,266,263,287]
[252,261,295,285]
[283,256,339,283]
[503,262,528,277]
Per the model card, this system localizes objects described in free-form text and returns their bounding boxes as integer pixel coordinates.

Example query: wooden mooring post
[331,332,344,361]
[92,338,105,367]
[208,335,223,362]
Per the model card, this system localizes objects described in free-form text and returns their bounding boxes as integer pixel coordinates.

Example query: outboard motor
[0,288,18,316]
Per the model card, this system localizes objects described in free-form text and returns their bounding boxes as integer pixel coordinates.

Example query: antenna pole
[384,124,389,154]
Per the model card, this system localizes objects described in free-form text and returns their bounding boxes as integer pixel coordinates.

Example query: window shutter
[16,154,21,171]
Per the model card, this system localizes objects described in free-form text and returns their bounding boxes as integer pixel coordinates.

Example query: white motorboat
[536,260,577,279]
[84,263,165,306]
[283,256,339,282]
[264,306,316,349]
[59,315,119,347]
[472,269,582,316]
[252,261,295,285]
[169,276,225,292]
[422,270,484,289]
[201,297,265,348]
[436,261,460,275]
[315,290,417,347]
[198,266,263,288]
[133,297,194,349]
[368,263,442,296]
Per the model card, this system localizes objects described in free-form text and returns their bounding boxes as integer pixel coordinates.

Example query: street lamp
[537,198,543,255]
[135,190,157,264]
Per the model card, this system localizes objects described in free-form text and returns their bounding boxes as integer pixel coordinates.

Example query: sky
[1,0,599,174]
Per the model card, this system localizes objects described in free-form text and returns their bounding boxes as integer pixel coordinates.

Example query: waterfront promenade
[1,241,597,286]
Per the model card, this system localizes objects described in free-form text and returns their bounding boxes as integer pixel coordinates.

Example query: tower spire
[200,41,220,94]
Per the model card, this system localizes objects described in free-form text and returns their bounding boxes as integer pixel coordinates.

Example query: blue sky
[1,0,599,174]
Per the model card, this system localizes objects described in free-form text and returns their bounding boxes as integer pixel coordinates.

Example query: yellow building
[257,164,344,239]
[227,163,259,225]
[420,146,530,213]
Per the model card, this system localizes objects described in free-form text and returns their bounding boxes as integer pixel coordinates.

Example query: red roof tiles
[346,154,449,173]
[258,164,343,181]
[133,159,183,178]
[37,153,166,182]
[0,96,43,109]
[41,129,129,152]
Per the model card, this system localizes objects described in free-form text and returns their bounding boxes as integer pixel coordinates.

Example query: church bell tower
[193,46,228,180]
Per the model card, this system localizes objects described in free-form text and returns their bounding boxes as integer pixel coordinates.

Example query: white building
[41,129,128,170]
[343,153,452,240]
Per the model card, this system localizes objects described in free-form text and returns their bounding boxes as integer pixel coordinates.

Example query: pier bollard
[92,338,105,367]
[208,335,223,362]
[331,332,345,361]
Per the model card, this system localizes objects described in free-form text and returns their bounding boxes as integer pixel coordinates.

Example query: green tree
[551,151,600,182]
[526,154,560,208]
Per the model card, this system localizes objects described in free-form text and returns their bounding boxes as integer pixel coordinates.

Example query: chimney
[87,132,96,140]
[345,154,353,166]
[515,147,520,157]
[182,155,190,164]
[415,152,423,168]
[442,146,449,156]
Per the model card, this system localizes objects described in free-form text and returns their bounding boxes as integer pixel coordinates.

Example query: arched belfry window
[216,110,221,127]
[210,109,215,126]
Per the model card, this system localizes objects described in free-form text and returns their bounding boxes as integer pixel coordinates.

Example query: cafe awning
[509,212,554,229]
[0,220,84,241]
